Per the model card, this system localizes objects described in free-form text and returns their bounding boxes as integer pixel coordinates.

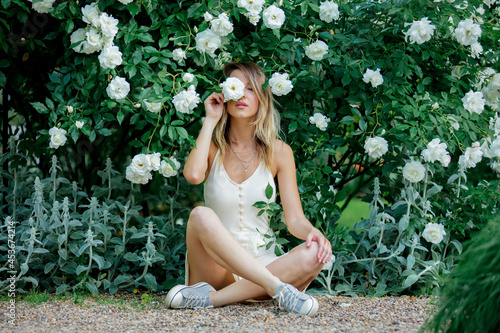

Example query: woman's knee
[188,206,217,231]
[296,242,324,273]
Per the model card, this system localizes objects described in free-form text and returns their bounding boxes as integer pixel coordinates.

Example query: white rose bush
[2,0,499,296]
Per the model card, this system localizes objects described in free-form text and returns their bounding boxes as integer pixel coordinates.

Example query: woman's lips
[236,102,247,108]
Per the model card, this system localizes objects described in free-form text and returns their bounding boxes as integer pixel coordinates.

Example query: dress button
[239,193,243,197]
[239,209,244,214]
[239,202,244,207]
[239,185,243,191]
[239,216,244,221]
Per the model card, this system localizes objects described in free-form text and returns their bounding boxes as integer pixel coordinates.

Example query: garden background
[1,0,499,298]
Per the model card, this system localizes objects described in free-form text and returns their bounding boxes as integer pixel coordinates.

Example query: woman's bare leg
[186,206,282,296]
[186,206,324,306]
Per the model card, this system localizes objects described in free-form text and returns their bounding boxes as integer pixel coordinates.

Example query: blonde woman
[165,62,332,316]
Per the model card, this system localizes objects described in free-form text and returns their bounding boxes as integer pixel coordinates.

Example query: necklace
[231,147,257,173]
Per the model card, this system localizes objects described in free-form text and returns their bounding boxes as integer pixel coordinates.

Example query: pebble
[0,295,432,332]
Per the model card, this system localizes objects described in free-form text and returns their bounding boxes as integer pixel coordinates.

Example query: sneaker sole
[164,282,210,309]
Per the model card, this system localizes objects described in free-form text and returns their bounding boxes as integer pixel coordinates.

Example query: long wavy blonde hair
[213,62,280,170]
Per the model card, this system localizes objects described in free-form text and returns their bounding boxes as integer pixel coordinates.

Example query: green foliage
[1,0,500,296]
[421,216,500,333]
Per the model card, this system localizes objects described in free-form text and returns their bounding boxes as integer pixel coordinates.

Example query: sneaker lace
[275,285,305,313]
[182,294,210,309]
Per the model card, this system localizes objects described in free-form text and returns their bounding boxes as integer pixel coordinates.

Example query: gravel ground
[1,294,432,333]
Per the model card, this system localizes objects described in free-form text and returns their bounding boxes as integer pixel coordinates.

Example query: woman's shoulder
[272,139,294,175]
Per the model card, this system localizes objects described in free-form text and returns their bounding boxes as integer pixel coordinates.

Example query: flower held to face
[305,40,329,61]
[49,127,67,149]
[404,17,436,45]
[106,76,130,100]
[422,223,446,244]
[220,77,245,102]
[262,5,285,30]
[363,68,384,88]
[269,73,293,96]
[402,161,426,183]
[364,137,388,159]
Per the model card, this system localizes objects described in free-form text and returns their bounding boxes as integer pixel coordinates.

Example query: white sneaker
[165,282,215,309]
[273,283,319,317]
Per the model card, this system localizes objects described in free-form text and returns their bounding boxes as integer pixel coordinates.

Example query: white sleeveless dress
[185,149,282,283]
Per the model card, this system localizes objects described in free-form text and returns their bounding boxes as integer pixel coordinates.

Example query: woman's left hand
[306,229,332,264]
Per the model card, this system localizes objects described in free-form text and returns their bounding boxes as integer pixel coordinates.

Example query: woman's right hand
[204,92,224,122]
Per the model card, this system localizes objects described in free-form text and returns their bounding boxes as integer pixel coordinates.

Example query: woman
[165,62,332,317]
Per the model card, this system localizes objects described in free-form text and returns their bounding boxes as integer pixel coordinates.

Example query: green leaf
[403,274,419,288]
[117,111,125,125]
[265,183,274,200]
[127,3,140,16]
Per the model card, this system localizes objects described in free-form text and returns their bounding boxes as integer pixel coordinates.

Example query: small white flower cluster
[71,2,122,70]
[268,73,293,96]
[172,85,201,114]
[172,48,187,63]
[27,0,55,13]
[125,153,181,185]
[48,127,67,149]
[403,17,436,45]
[421,138,451,167]
[422,223,446,244]
[309,113,331,131]
[319,1,340,23]
[364,137,388,159]
[220,77,245,102]
[237,0,265,25]
[363,68,384,88]
[476,69,500,110]
[402,160,426,183]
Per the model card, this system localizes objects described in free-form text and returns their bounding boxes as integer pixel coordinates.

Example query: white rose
[172,87,201,114]
[144,100,162,113]
[204,12,213,22]
[126,165,152,185]
[490,160,500,174]
[147,153,162,171]
[490,73,500,90]
[160,158,180,178]
[98,44,123,69]
[129,154,152,176]
[183,73,195,83]
[106,76,130,100]
[238,0,265,13]
[319,1,340,23]
[49,127,67,149]
[195,29,221,55]
[75,121,84,129]
[269,73,293,96]
[262,5,285,30]
[490,113,500,136]
[70,28,100,54]
[364,137,388,159]
[309,113,330,131]
[490,136,500,158]
[31,0,55,13]
[462,90,485,115]
[220,77,245,102]
[99,12,119,38]
[118,0,134,4]
[211,13,234,37]
[454,18,481,46]
[246,233,266,256]
[67,105,73,113]
[482,86,500,110]
[246,11,261,25]
[458,145,483,169]
[402,161,426,183]
[422,223,446,244]
[421,138,450,167]
[172,48,187,62]
[363,68,384,88]
[470,42,483,59]
[404,17,436,45]
[81,3,100,27]
[86,28,103,49]
[305,40,329,61]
